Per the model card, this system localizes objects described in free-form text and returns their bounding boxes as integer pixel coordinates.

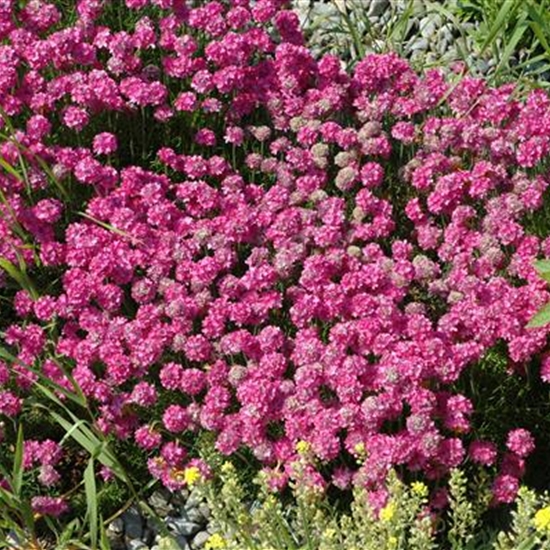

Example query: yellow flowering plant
[534,505,550,533]
[183,466,202,487]
[205,533,227,550]
[196,440,550,550]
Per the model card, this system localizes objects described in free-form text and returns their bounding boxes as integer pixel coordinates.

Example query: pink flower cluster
[0,0,549,513]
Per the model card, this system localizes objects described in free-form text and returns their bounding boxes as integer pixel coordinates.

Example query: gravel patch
[107,488,218,550]
[292,0,518,76]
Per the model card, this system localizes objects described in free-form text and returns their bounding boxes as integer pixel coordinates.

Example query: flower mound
[0,0,549,512]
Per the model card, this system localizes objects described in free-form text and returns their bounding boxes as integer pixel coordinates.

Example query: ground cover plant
[2,0,550,548]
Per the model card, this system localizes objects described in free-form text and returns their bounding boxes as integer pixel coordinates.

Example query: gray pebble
[149,491,174,517]
[183,507,207,525]
[409,37,428,51]
[437,39,451,56]
[476,59,491,74]
[127,540,148,550]
[379,9,392,24]
[438,23,455,42]
[123,507,143,540]
[411,0,427,16]
[166,517,202,537]
[191,531,211,550]
[198,503,211,521]
[420,13,442,38]
[184,488,203,510]
[369,0,390,17]
[142,527,155,546]
[107,518,125,536]
[175,535,191,550]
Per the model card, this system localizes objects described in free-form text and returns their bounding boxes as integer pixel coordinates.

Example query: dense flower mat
[1,0,550,517]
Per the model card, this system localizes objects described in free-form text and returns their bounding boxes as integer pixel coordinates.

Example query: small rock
[411,0,427,16]
[167,518,202,537]
[369,0,390,18]
[191,531,211,549]
[379,9,392,24]
[107,518,124,536]
[127,540,148,550]
[409,37,428,51]
[437,38,451,56]
[476,59,491,74]
[149,490,173,517]
[143,527,155,546]
[175,535,191,550]
[419,14,441,39]
[198,503,211,521]
[183,507,206,525]
[438,23,454,42]
[123,506,143,540]
[184,488,203,510]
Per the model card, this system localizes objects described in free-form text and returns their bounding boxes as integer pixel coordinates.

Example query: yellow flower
[323,527,337,540]
[534,505,550,533]
[205,533,226,549]
[379,501,396,522]
[353,442,365,455]
[220,461,234,474]
[388,536,398,549]
[411,481,429,498]
[183,466,201,486]
[296,440,311,455]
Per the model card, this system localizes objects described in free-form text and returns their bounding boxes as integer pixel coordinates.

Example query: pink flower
[491,475,519,505]
[468,441,497,466]
[163,405,191,433]
[62,107,89,131]
[135,425,162,451]
[93,132,118,155]
[506,429,535,458]
[31,496,68,517]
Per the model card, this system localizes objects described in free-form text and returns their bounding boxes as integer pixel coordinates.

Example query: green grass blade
[48,410,127,481]
[0,345,89,409]
[0,157,24,182]
[78,211,143,245]
[0,483,21,509]
[534,259,550,275]
[525,1,550,55]
[12,424,24,497]
[527,302,550,328]
[0,257,38,299]
[0,187,29,242]
[99,515,112,550]
[479,0,521,54]
[492,16,529,77]
[84,458,98,550]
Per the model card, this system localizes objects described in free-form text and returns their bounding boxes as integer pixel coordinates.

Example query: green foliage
[528,259,550,327]
[455,0,550,85]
